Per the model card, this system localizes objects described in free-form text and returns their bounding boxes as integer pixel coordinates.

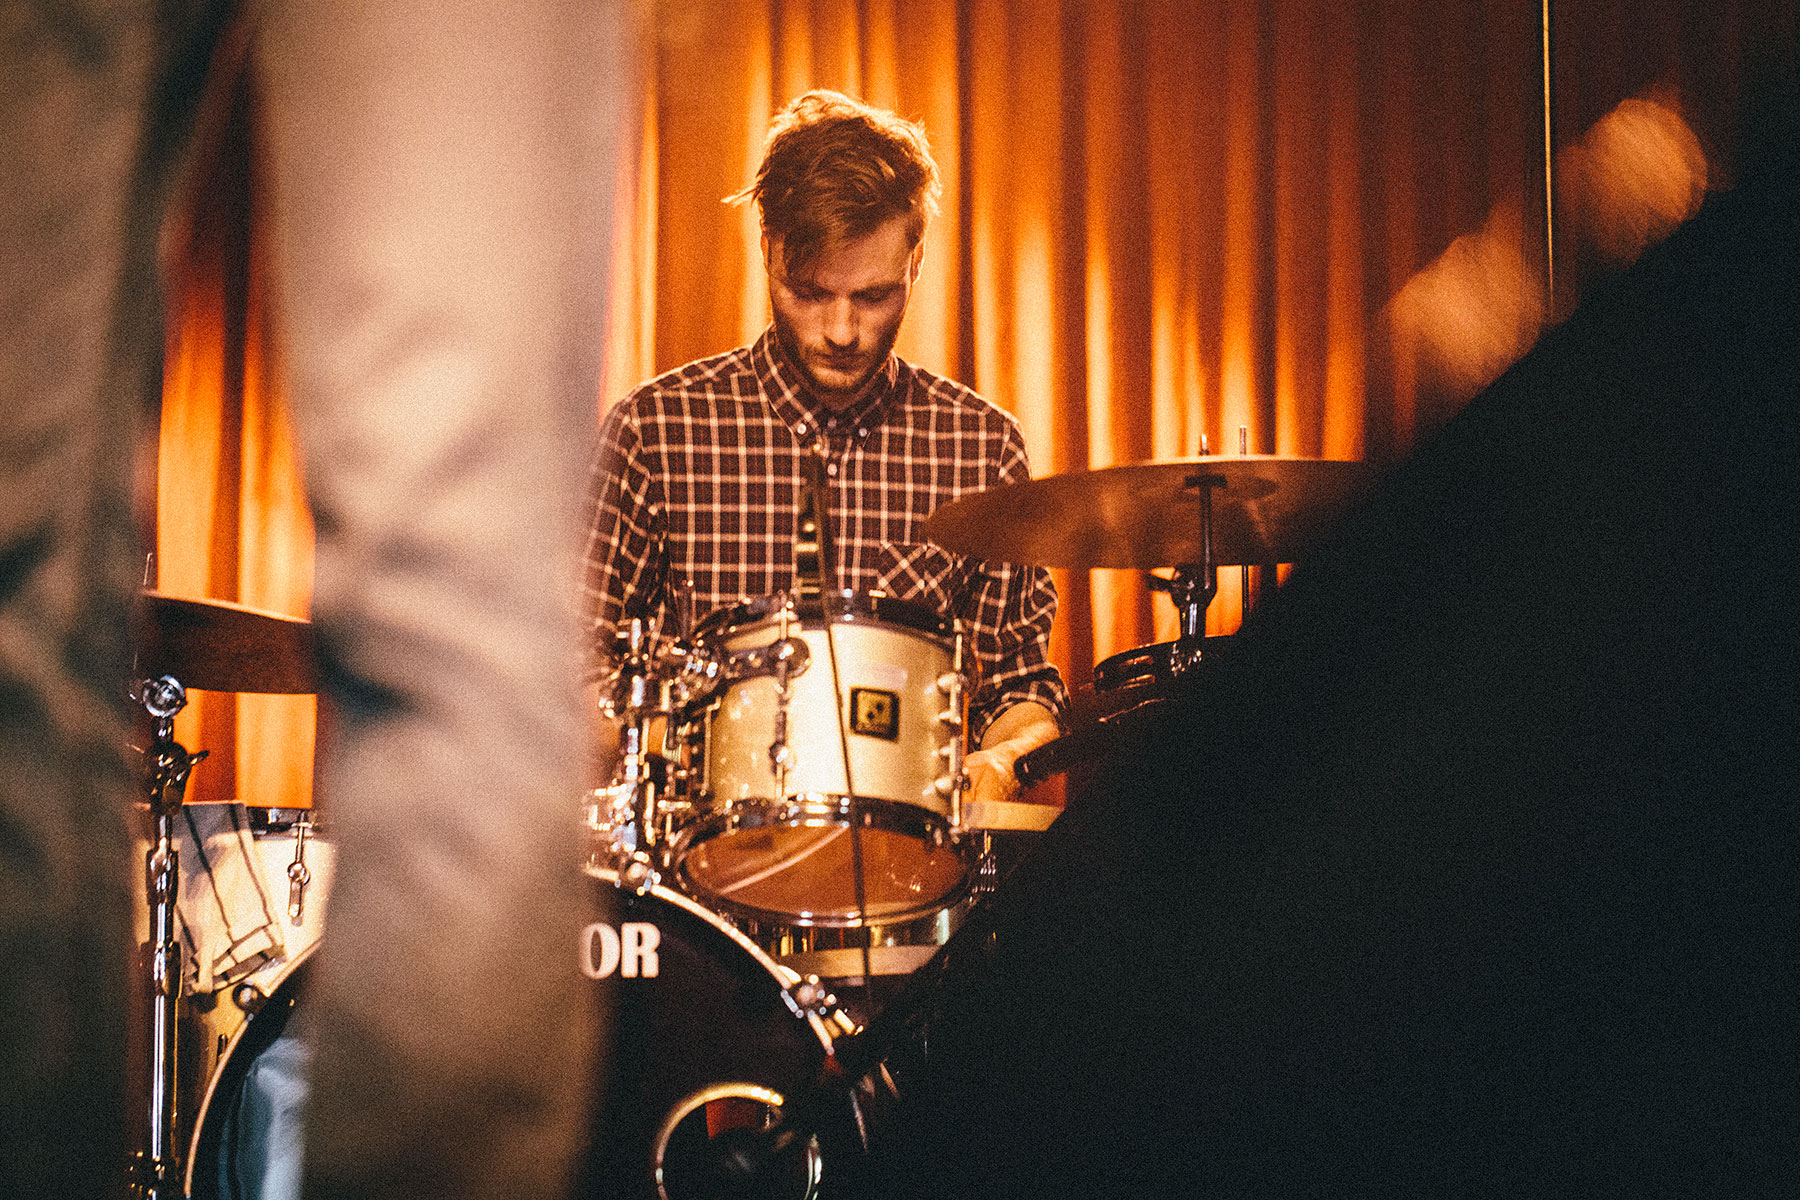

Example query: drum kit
[126,452,1367,1199]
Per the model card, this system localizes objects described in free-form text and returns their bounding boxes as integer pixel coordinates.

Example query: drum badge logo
[580,922,662,979]
[850,687,900,740]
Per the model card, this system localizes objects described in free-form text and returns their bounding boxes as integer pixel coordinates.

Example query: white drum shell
[673,598,974,925]
[695,614,957,814]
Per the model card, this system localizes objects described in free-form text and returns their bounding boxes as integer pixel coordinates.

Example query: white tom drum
[673,593,974,927]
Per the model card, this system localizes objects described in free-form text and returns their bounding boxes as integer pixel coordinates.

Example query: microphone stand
[797,448,877,996]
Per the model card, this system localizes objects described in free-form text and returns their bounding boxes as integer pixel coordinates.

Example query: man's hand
[961,701,1061,807]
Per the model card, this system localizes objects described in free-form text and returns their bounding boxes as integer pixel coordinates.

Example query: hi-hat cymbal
[136,591,316,694]
[925,455,1372,570]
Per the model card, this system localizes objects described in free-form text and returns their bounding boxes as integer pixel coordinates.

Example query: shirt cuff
[970,675,1069,747]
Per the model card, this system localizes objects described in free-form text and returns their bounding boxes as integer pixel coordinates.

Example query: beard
[770,307,903,407]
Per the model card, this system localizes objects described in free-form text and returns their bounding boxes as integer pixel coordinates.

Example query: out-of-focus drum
[1091,635,1235,696]
[175,807,331,995]
[132,803,329,1160]
[674,593,974,926]
[186,866,852,1200]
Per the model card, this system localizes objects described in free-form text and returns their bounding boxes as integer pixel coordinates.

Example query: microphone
[796,447,838,601]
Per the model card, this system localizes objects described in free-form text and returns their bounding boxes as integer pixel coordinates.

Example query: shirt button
[827,462,839,476]
[857,427,869,438]
[796,423,808,436]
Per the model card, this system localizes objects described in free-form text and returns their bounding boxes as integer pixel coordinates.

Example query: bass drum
[187,867,851,1200]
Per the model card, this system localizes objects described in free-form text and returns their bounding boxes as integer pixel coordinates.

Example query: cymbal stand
[1146,472,1224,676]
[605,618,666,887]
[1239,426,1254,619]
[129,675,207,1200]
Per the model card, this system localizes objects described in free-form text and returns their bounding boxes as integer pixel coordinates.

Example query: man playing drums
[583,90,1065,811]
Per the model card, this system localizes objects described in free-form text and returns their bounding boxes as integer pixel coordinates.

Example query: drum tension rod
[286,813,314,924]
[601,615,679,890]
[767,603,806,796]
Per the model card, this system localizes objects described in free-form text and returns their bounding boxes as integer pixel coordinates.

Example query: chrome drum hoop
[690,590,951,643]
[670,794,976,927]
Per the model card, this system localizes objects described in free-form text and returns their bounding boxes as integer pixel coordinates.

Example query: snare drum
[673,593,974,926]
[186,866,849,1200]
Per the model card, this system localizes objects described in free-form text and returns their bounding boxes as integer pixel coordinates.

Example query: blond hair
[731,90,942,273]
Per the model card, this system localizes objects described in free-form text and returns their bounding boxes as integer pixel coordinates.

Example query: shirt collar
[752,328,899,442]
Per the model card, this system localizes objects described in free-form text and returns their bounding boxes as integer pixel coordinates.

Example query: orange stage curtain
[157,65,316,807]
[158,1,1793,806]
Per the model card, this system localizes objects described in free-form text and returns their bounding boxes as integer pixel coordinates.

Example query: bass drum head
[187,870,844,1200]
[186,944,314,1200]
[576,867,839,1199]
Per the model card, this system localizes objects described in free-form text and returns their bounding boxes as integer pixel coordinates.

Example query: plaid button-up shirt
[582,329,1067,743]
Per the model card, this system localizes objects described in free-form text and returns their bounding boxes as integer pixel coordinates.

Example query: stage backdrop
[156,0,1793,805]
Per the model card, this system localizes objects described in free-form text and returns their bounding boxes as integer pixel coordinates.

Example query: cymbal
[136,591,316,694]
[925,455,1372,570]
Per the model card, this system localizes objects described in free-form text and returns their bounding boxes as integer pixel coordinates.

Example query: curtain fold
[157,65,315,807]
[159,1,1793,804]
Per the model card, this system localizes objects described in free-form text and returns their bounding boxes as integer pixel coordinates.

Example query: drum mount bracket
[717,635,812,687]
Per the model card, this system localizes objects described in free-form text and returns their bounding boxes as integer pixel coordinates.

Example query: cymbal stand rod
[1239,427,1252,620]
[145,808,180,1198]
[1161,474,1225,674]
[129,675,207,1200]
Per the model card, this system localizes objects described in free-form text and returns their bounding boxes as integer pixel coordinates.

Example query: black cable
[820,593,876,1004]
[804,446,876,1004]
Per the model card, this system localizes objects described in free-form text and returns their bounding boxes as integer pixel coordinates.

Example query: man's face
[765,214,923,410]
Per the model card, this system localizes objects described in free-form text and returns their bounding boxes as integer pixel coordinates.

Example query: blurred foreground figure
[871,113,1799,1197]
[1,3,622,1198]
[2,6,174,1196]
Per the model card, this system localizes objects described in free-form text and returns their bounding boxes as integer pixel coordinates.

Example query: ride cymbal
[925,455,1372,569]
